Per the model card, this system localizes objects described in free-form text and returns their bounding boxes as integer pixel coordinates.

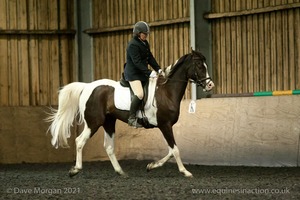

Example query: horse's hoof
[121,172,129,178]
[116,170,128,177]
[146,163,153,172]
[69,166,81,177]
[181,170,193,178]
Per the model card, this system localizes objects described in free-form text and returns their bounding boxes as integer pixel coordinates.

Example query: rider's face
[139,32,148,41]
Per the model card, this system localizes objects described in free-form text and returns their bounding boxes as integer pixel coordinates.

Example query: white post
[189,0,197,113]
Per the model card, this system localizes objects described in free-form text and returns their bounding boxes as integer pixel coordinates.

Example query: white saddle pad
[114,78,157,111]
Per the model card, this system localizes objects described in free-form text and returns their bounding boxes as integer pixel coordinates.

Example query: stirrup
[128,118,143,128]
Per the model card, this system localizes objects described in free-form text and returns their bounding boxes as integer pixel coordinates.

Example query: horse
[47,50,214,178]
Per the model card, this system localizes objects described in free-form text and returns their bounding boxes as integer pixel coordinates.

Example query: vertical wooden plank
[49,0,59,104]
[0,0,9,105]
[281,0,289,90]
[113,0,119,27]
[264,0,271,91]
[163,0,168,20]
[287,0,295,90]
[8,0,20,106]
[183,0,189,17]
[38,0,49,105]
[224,0,231,93]
[177,0,183,18]
[295,2,300,89]
[18,0,30,105]
[258,0,265,91]
[113,32,118,80]
[93,0,98,28]
[230,0,237,93]
[61,35,71,85]
[118,0,123,26]
[219,0,226,93]
[252,0,259,92]
[129,0,136,24]
[241,1,248,92]
[275,0,283,90]
[246,1,253,92]
[100,34,104,80]
[28,0,40,105]
[59,0,67,85]
[173,24,179,61]
[270,0,277,91]
[59,0,68,29]
[236,1,243,93]
[212,0,221,94]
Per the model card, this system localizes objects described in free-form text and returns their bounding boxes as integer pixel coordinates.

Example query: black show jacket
[124,35,160,81]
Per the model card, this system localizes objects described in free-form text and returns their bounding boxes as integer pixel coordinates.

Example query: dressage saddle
[119,73,154,129]
[119,72,150,106]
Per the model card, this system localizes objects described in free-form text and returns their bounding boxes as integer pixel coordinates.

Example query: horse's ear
[191,47,196,55]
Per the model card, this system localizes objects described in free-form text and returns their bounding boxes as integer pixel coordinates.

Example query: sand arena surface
[1,160,299,199]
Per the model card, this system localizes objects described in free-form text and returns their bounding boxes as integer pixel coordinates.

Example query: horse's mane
[165,54,191,78]
[165,51,206,78]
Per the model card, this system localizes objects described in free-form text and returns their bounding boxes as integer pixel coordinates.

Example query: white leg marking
[147,147,173,171]
[74,125,91,170]
[172,145,193,177]
[104,131,125,176]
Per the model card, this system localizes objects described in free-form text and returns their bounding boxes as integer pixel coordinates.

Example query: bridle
[158,56,212,89]
[191,56,212,88]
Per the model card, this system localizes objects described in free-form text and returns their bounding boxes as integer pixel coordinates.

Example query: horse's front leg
[146,147,173,171]
[151,124,193,178]
[171,144,193,177]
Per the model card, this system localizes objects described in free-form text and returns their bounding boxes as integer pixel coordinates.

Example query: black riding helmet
[133,21,150,35]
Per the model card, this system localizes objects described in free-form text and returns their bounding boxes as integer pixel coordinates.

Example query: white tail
[47,82,86,148]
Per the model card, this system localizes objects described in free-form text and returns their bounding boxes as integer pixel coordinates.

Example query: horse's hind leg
[103,116,126,176]
[104,131,126,176]
[69,124,91,177]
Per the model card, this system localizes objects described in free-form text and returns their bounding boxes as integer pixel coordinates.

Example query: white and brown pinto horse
[47,50,214,178]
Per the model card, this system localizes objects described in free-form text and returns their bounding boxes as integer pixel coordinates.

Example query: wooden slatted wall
[0,0,76,106]
[207,0,300,94]
[88,0,191,97]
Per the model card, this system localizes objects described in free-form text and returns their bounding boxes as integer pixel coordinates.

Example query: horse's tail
[46,82,86,149]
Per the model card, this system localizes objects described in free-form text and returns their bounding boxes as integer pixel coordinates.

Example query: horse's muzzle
[197,77,214,92]
[204,80,214,92]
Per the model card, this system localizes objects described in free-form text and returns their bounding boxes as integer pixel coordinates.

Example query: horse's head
[188,50,214,92]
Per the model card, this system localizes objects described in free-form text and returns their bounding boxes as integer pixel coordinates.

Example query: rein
[157,76,212,87]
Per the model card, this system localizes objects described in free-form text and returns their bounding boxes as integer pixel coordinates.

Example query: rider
[124,21,162,128]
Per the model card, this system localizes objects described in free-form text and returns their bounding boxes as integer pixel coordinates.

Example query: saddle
[120,73,150,106]
[119,73,154,129]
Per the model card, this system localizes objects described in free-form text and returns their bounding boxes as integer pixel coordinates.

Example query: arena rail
[207,90,300,98]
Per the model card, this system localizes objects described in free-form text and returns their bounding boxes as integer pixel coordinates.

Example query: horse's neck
[165,67,188,103]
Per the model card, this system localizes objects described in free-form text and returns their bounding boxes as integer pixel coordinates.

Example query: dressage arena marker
[188,100,196,113]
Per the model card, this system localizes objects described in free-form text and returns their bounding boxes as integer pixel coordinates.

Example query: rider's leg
[128,80,143,128]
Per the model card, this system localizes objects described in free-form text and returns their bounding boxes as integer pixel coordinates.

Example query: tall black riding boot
[128,95,143,128]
